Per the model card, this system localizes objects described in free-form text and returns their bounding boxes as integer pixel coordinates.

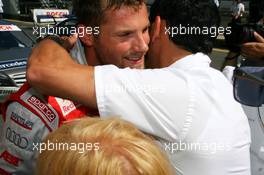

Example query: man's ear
[151,16,161,42]
[78,24,94,46]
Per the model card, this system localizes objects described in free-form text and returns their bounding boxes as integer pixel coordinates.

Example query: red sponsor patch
[55,98,76,116]
[0,151,22,167]
[0,167,11,175]
[62,102,75,113]
[46,11,67,17]
[0,25,21,31]
[27,96,56,122]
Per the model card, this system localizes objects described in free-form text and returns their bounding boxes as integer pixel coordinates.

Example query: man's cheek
[144,33,150,45]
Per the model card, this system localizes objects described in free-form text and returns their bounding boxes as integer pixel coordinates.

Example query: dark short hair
[73,0,146,27]
[149,0,220,54]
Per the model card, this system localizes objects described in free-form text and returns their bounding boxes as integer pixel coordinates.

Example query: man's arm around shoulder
[26,39,97,108]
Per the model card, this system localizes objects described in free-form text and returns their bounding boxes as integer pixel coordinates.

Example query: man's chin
[126,62,144,69]
[135,63,145,69]
[124,59,145,69]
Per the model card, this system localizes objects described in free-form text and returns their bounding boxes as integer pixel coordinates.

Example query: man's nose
[132,34,149,53]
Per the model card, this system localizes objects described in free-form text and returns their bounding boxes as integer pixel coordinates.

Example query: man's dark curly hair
[149,0,220,54]
[73,0,146,27]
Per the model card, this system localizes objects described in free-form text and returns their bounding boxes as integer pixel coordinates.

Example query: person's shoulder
[239,3,245,7]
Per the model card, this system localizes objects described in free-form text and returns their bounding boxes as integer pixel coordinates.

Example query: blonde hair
[35,117,174,175]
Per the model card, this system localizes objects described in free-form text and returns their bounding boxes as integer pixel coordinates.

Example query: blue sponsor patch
[0,59,27,70]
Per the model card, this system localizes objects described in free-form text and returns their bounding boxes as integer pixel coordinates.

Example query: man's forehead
[102,3,148,24]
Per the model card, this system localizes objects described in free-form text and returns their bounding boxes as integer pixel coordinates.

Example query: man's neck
[84,47,101,66]
[159,40,192,68]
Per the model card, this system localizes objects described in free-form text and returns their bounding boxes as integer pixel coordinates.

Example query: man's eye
[143,27,149,33]
[118,32,131,37]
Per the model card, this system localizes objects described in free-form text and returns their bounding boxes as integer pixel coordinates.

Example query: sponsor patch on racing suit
[0,82,98,174]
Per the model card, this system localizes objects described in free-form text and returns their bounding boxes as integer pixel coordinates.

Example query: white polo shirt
[232,2,245,17]
[95,53,251,175]
[0,0,3,13]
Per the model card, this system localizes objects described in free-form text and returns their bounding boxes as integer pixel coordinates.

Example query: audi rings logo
[5,127,29,149]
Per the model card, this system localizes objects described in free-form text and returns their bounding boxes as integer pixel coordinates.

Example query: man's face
[93,4,150,69]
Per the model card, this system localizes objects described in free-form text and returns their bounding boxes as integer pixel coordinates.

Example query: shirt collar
[169,52,211,69]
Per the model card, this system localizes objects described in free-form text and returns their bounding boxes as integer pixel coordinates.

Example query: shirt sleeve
[95,65,191,141]
[222,66,235,84]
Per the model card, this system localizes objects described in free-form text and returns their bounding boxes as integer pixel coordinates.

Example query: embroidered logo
[0,150,22,167]
[55,98,76,116]
[27,95,56,122]
[10,112,34,130]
